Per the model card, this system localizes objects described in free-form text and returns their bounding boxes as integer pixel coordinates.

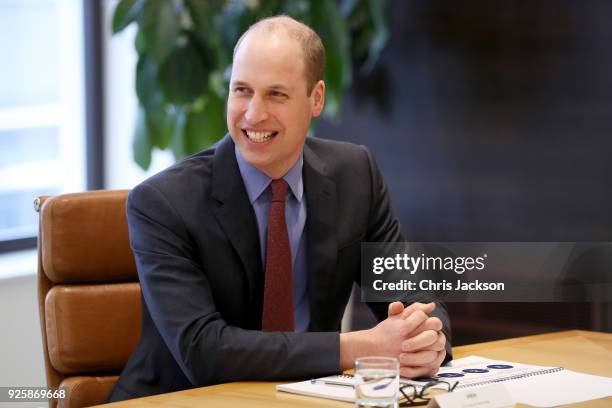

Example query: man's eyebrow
[230,80,250,87]
[269,84,291,91]
[230,81,293,92]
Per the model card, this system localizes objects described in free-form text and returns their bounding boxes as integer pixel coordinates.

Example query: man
[110,16,450,402]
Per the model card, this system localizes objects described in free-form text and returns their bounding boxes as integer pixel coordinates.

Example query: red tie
[262,179,295,332]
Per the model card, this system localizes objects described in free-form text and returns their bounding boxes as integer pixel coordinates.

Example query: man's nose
[244,96,268,124]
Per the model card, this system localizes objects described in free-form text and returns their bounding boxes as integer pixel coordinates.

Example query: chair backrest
[36,190,141,408]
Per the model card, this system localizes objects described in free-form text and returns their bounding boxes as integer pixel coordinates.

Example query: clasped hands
[383,301,446,378]
[340,302,446,378]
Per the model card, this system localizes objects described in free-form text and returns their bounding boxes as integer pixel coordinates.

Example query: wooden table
[100,330,612,407]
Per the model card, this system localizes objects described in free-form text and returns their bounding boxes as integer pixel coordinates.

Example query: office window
[0,0,85,247]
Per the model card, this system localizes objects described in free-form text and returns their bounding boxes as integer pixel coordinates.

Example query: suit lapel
[303,141,338,331]
[211,136,262,304]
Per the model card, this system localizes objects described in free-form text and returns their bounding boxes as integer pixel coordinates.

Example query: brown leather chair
[35,190,141,408]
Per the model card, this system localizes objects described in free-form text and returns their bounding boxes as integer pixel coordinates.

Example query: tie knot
[270,179,289,202]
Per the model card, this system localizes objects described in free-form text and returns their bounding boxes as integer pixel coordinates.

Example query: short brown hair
[233,15,325,95]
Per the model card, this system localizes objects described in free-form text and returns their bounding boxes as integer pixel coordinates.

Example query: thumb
[388,301,405,317]
[402,302,436,319]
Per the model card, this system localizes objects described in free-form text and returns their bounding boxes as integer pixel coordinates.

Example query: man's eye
[234,87,250,94]
[271,91,288,98]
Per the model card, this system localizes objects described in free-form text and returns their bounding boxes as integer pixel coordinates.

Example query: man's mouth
[243,129,279,143]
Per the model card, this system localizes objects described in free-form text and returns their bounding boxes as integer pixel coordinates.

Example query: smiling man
[109,16,451,402]
[228,22,321,179]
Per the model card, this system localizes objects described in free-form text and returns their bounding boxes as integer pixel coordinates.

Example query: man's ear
[311,80,325,117]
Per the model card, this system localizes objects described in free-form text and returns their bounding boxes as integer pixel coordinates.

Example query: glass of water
[355,356,400,408]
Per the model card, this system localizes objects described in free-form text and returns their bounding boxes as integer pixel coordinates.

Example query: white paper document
[409,355,612,407]
[277,374,356,402]
[276,356,612,407]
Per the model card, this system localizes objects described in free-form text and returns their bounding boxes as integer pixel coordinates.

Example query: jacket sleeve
[126,182,340,386]
[359,146,453,363]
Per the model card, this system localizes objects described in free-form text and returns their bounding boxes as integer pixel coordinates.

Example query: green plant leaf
[361,0,389,74]
[135,55,159,109]
[185,0,220,28]
[141,1,181,64]
[323,0,353,86]
[207,69,228,101]
[136,55,169,148]
[114,0,390,164]
[158,40,210,105]
[311,0,352,118]
[254,0,284,18]
[185,92,227,152]
[112,0,144,33]
[133,107,152,170]
[134,28,147,55]
[218,0,253,52]
[281,0,310,19]
[152,108,174,150]
[339,0,359,16]
[185,0,225,65]
[168,108,188,159]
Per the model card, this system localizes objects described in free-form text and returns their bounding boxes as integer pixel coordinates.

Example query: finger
[399,350,438,366]
[422,349,446,377]
[401,302,435,319]
[416,332,446,351]
[401,349,446,379]
[409,317,443,337]
[400,310,428,336]
[415,332,446,353]
[424,333,446,352]
[388,301,404,317]
[401,330,438,352]
[434,349,446,367]
[400,365,438,379]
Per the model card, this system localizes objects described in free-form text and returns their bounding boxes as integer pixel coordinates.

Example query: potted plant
[113,0,389,169]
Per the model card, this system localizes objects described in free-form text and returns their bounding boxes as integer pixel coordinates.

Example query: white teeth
[245,130,274,142]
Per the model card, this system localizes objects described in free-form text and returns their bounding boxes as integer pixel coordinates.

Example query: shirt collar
[235,146,304,204]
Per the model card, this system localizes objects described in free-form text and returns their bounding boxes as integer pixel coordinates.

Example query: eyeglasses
[399,380,458,407]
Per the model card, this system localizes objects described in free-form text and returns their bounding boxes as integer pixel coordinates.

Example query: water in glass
[355,357,399,408]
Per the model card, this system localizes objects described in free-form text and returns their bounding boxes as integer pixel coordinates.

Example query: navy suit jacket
[109,135,451,401]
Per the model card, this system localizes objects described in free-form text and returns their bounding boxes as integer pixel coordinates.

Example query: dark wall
[318,0,612,343]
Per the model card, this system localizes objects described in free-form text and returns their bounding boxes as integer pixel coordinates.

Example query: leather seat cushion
[41,190,137,283]
[57,376,118,408]
[45,283,141,373]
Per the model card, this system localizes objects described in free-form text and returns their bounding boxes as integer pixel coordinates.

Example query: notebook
[440,356,612,407]
[276,374,356,403]
[276,355,612,407]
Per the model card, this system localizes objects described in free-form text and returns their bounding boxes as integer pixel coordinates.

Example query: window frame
[0,0,104,254]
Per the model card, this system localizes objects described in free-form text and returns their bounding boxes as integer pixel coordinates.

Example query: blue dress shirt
[235,147,310,332]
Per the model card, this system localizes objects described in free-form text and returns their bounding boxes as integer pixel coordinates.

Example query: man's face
[227,31,325,179]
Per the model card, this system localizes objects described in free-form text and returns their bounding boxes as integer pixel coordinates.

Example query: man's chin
[240,150,274,171]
